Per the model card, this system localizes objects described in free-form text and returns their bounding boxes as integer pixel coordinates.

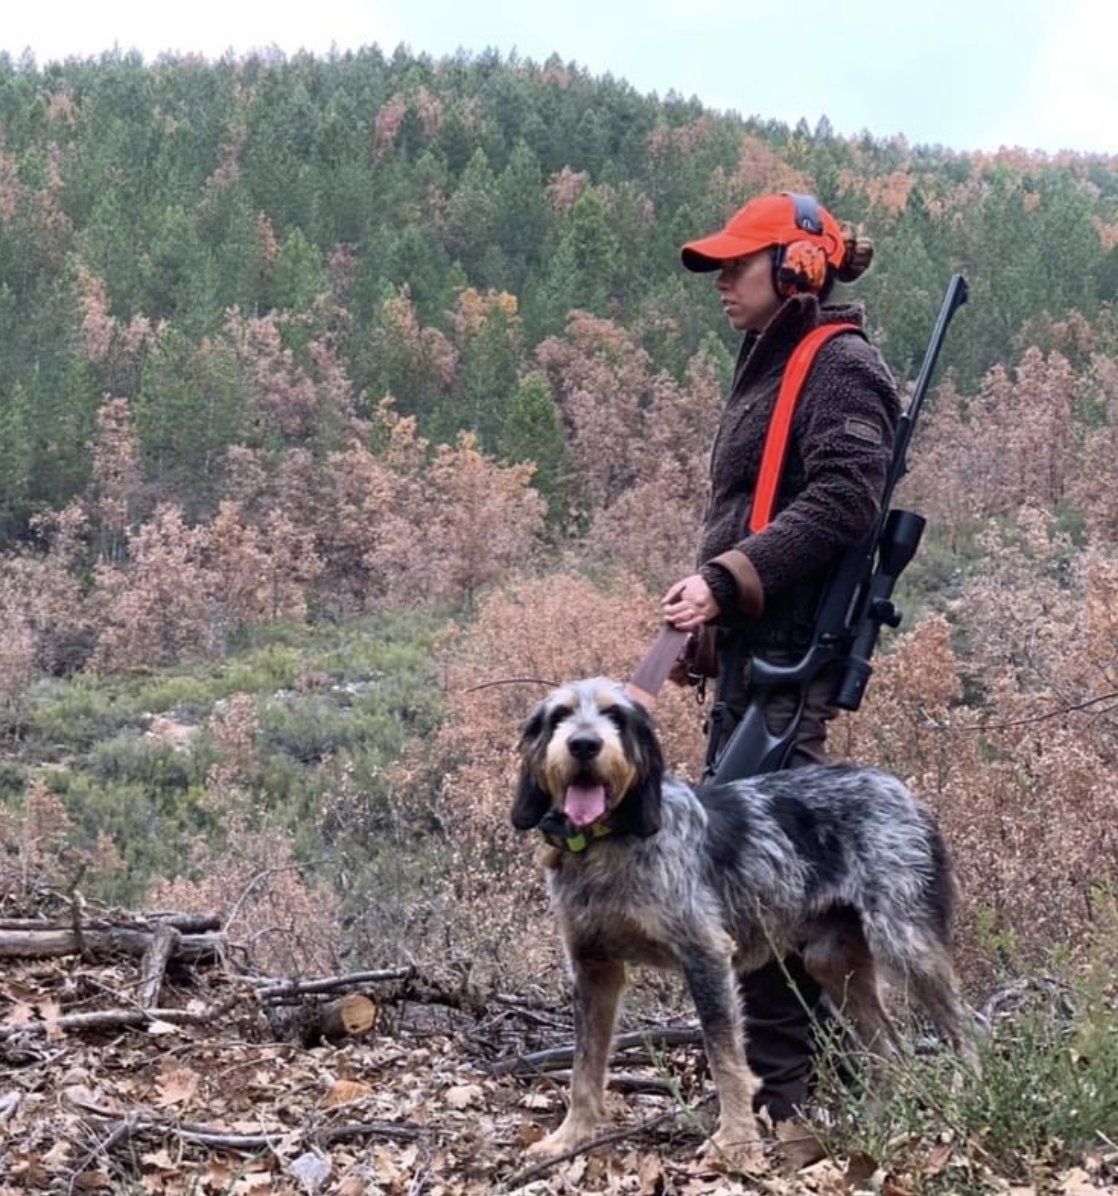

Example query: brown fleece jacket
[697,293,899,650]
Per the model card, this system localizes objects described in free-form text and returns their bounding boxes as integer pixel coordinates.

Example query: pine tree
[0,381,31,535]
[269,228,329,314]
[497,372,570,523]
[444,147,499,281]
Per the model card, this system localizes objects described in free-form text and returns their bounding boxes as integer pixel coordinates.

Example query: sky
[5,0,1118,156]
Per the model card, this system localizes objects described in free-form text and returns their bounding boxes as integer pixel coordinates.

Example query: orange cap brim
[680,231,777,272]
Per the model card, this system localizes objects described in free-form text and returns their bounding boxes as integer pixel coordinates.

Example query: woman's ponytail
[836,221,874,282]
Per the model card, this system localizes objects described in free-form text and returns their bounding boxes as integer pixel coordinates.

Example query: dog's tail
[921,810,958,949]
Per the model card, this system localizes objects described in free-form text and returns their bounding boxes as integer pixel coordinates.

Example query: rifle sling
[749,322,862,533]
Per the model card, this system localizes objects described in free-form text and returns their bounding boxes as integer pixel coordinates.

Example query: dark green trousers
[709,651,841,1122]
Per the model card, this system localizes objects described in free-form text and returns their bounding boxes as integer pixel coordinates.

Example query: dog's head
[511,678,663,839]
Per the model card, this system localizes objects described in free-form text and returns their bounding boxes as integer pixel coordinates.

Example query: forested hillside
[3,44,1118,1188]
[2,45,1118,541]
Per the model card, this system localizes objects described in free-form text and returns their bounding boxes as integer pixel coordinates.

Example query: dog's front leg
[682,937,764,1165]
[527,955,626,1159]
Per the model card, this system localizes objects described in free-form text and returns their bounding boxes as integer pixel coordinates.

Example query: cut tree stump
[270,993,379,1046]
[318,994,377,1042]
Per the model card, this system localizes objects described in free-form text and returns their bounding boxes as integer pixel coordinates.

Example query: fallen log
[250,967,413,999]
[137,924,182,1008]
[0,995,244,1040]
[0,912,221,933]
[265,991,379,1046]
[0,926,223,961]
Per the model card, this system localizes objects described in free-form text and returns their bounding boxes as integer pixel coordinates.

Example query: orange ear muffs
[771,191,832,298]
[772,239,829,298]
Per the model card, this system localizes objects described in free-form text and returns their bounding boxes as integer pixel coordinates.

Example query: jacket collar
[733,295,868,387]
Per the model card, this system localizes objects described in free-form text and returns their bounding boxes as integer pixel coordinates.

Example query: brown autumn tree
[535,313,651,514]
[315,433,424,613]
[225,307,359,447]
[73,265,163,393]
[208,501,323,628]
[88,396,143,564]
[89,505,219,672]
[575,349,725,591]
[905,347,1078,528]
[0,504,94,681]
[535,314,725,592]
[421,432,545,607]
[1068,352,1118,540]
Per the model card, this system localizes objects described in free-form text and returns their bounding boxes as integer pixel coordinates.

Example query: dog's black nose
[567,733,602,761]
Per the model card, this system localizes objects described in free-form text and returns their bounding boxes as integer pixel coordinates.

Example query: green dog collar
[561,822,612,854]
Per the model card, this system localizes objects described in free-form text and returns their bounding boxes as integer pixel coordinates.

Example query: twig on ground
[138,923,182,1008]
[0,993,247,1040]
[68,1114,138,1196]
[68,869,89,964]
[58,1101,425,1155]
[248,967,415,999]
[491,1024,702,1075]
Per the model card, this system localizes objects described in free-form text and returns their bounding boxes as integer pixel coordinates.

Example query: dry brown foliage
[905,346,1085,530]
[0,778,121,905]
[2,324,1116,994]
[89,505,220,672]
[536,312,719,519]
[89,396,142,560]
[0,504,95,683]
[147,697,342,977]
[145,821,343,978]
[426,454,1118,989]
[209,500,323,626]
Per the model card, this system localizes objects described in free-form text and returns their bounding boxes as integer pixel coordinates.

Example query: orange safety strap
[748,323,862,534]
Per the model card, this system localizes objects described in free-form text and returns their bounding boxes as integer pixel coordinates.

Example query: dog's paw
[772,1116,827,1169]
[525,1121,593,1160]
[701,1127,767,1173]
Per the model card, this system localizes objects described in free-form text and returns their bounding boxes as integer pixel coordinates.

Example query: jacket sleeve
[706,335,899,611]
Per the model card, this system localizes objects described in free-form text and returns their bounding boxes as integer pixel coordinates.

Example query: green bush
[46,772,221,906]
[812,966,1118,1192]
[2,610,447,908]
[86,731,216,792]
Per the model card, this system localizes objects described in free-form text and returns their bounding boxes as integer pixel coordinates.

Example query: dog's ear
[511,769,551,830]
[612,700,663,838]
[511,704,551,831]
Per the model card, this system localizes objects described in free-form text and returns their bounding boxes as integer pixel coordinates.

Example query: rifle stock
[707,274,968,784]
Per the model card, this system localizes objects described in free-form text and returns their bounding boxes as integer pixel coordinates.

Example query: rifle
[705,273,969,783]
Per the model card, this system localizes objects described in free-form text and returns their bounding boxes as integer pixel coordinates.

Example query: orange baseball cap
[681,192,846,273]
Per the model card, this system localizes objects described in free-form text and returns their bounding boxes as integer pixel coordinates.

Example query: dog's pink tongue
[564,783,606,827]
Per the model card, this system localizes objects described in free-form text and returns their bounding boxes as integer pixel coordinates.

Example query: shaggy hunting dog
[511,678,975,1162]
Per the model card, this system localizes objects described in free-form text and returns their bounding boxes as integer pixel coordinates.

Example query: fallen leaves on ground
[3,949,1117,1194]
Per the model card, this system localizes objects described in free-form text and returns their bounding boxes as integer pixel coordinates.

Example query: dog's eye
[547,705,573,731]
[603,706,626,731]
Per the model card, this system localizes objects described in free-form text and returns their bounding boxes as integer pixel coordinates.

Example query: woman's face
[715,249,782,332]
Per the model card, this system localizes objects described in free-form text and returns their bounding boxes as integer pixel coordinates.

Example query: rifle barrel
[889,273,969,492]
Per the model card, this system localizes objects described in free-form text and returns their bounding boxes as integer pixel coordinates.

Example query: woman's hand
[662,574,720,632]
